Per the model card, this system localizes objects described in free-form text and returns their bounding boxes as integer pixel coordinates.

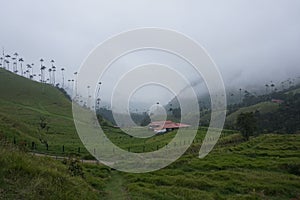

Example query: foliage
[236,112,257,140]
[62,157,84,177]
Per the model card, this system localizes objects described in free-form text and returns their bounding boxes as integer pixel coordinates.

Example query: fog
[1,0,300,108]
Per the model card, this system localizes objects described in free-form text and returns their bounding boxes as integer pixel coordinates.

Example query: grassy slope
[0,68,90,157]
[226,102,279,124]
[1,130,299,199]
[286,87,300,95]
[119,133,300,200]
[0,142,100,199]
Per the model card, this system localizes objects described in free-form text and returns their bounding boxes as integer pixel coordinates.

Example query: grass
[0,68,90,157]
[226,101,279,125]
[286,87,300,95]
[119,134,300,200]
[0,140,100,199]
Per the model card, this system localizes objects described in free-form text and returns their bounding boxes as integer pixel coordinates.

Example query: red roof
[149,121,190,130]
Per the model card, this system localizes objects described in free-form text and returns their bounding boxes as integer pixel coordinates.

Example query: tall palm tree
[5,55,11,71]
[52,66,56,85]
[18,58,24,75]
[270,83,275,92]
[51,60,55,85]
[239,88,242,103]
[265,84,269,94]
[74,72,78,96]
[61,68,65,88]
[40,59,44,82]
[67,79,71,89]
[48,68,52,83]
[40,65,46,83]
[0,56,3,68]
[87,85,91,108]
[96,82,102,98]
[5,60,10,71]
[12,57,17,73]
[13,52,18,73]
[26,64,32,79]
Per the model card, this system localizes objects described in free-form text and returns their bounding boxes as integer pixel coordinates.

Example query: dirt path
[29,152,100,164]
[104,171,129,200]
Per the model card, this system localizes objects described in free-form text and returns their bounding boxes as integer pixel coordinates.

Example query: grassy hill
[1,129,300,199]
[226,101,279,125]
[0,140,101,199]
[0,68,90,157]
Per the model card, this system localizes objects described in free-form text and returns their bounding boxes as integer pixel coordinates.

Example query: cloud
[1,0,300,105]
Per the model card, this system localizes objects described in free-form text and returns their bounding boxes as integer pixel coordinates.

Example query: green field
[1,132,299,199]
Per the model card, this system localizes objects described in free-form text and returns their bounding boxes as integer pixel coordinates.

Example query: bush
[62,157,84,177]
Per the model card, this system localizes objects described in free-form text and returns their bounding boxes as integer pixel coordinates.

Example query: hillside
[226,101,279,125]
[0,68,90,157]
[0,140,100,199]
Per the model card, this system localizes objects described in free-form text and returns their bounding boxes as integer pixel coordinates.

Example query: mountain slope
[0,141,100,199]
[0,68,88,156]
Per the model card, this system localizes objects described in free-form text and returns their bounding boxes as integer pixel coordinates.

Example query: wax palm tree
[40,59,44,82]
[96,82,102,98]
[239,88,242,103]
[18,58,24,75]
[12,57,17,73]
[52,66,56,85]
[67,79,71,89]
[270,83,275,92]
[26,64,33,79]
[61,68,65,88]
[40,65,46,83]
[5,55,11,71]
[13,52,18,73]
[265,84,269,94]
[51,60,55,85]
[0,56,3,68]
[5,60,10,71]
[48,68,52,83]
[74,72,78,96]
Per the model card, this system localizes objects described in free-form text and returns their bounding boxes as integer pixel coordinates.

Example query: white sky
[1,0,300,108]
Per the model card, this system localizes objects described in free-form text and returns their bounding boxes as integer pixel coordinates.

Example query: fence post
[62,145,65,153]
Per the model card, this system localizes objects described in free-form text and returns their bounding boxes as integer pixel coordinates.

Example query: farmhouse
[271,99,284,104]
[148,120,190,134]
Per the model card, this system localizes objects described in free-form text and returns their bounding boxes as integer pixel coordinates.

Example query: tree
[265,84,269,94]
[18,58,24,75]
[40,65,46,82]
[236,112,257,141]
[48,68,52,83]
[5,55,11,71]
[40,58,44,82]
[51,61,56,85]
[13,53,18,73]
[61,68,65,88]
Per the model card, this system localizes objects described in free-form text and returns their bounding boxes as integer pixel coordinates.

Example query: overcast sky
[1,0,300,107]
